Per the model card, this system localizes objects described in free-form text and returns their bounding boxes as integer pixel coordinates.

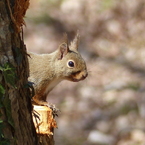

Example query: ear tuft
[70,30,80,51]
[58,42,69,60]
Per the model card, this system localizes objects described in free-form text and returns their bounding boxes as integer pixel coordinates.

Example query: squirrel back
[28,32,88,105]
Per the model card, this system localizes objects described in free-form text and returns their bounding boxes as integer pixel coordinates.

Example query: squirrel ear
[70,30,80,51]
[58,42,69,60]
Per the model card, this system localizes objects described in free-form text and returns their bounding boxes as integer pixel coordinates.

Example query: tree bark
[0,0,38,144]
[0,0,51,144]
[0,1,56,144]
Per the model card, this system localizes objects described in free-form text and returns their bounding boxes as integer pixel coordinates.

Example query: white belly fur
[44,78,62,95]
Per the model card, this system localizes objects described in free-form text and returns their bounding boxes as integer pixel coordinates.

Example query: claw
[48,104,61,117]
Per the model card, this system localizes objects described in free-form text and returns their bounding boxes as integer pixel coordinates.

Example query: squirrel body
[28,33,88,105]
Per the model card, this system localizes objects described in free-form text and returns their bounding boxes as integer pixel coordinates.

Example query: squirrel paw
[48,103,61,117]
[32,98,60,117]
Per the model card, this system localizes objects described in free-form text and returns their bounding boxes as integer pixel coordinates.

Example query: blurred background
[24,0,145,144]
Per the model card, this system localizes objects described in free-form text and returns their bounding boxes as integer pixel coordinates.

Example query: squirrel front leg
[32,94,48,106]
[32,92,60,116]
[31,84,47,105]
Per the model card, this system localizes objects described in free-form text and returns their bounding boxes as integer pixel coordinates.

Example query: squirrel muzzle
[69,70,88,82]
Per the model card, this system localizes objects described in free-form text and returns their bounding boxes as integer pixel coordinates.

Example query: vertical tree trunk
[0,0,37,144]
[0,1,55,145]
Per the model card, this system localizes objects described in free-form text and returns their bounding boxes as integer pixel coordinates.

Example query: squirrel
[28,32,88,107]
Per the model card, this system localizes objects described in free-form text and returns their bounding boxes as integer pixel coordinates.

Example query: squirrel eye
[68,60,75,68]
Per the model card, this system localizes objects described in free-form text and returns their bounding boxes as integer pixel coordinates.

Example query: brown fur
[28,32,88,105]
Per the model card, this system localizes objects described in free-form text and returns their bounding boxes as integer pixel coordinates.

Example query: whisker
[87,69,104,76]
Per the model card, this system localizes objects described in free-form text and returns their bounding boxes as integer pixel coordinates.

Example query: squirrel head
[54,32,88,82]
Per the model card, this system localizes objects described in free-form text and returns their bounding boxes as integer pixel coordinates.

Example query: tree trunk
[0,0,38,144]
[0,0,55,145]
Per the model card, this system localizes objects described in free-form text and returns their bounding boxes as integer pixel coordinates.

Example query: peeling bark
[0,1,55,145]
[0,0,37,144]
